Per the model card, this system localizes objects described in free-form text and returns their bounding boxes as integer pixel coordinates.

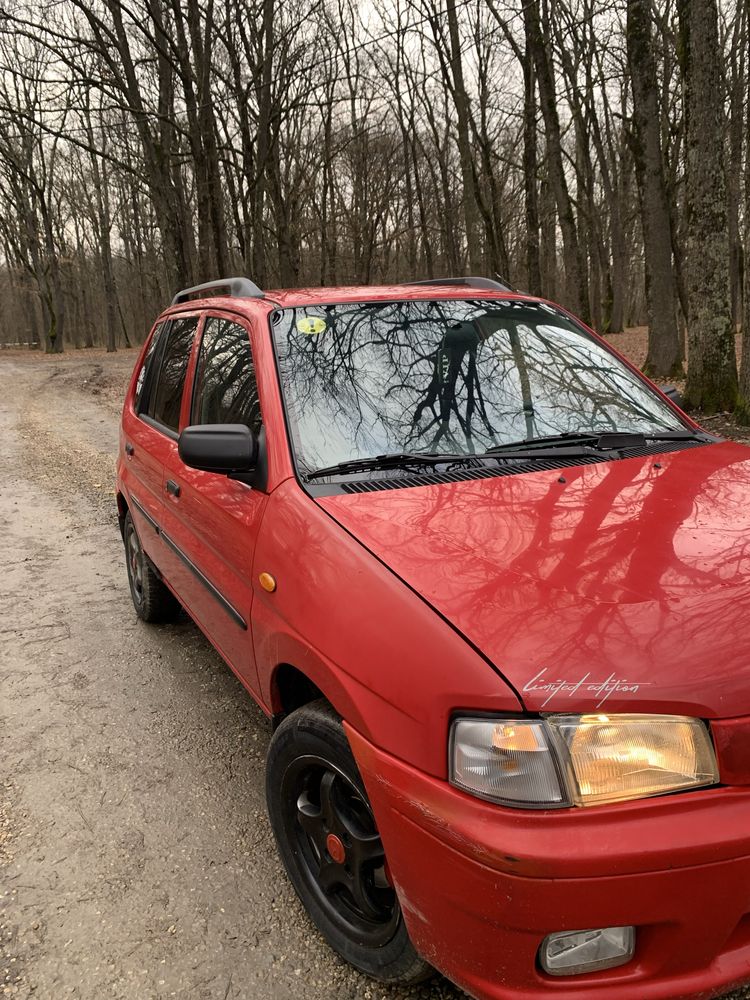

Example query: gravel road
[1,349,749,1000]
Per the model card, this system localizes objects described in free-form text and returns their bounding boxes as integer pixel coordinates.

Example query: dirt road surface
[1,350,748,1000]
[0,352,464,1000]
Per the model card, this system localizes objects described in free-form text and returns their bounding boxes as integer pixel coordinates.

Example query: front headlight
[450,713,719,808]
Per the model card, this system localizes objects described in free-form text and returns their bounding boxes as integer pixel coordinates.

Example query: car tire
[266,699,432,985]
[123,510,180,623]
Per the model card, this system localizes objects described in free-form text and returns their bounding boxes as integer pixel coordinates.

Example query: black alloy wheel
[266,700,431,984]
[125,514,145,609]
[122,511,180,623]
[286,754,399,945]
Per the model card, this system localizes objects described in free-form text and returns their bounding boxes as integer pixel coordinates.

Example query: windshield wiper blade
[485,429,705,458]
[484,432,599,456]
[304,451,480,481]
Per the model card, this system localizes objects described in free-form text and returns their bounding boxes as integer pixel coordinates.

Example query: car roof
[262,283,536,307]
[165,282,541,317]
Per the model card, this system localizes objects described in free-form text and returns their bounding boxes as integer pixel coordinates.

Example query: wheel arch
[265,652,378,743]
[271,662,327,727]
[116,490,129,539]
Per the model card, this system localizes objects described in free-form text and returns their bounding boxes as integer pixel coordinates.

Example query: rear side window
[191,318,262,434]
[134,321,166,412]
[148,317,199,432]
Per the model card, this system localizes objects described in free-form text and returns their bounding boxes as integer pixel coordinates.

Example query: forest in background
[0,0,746,414]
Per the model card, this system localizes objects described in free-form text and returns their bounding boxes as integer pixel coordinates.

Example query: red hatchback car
[117,276,750,999]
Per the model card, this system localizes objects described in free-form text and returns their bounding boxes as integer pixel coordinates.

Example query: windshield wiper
[304,451,482,481]
[484,429,707,458]
[485,432,598,455]
[306,429,713,481]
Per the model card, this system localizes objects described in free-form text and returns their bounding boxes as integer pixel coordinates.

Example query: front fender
[251,479,522,777]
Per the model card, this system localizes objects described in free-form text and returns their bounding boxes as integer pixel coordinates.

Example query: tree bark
[522,42,542,295]
[524,0,588,319]
[678,0,740,411]
[739,0,750,402]
[727,9,745,331]
[539,175,557,300]
[626,0,682,376]
[445,0,483,273]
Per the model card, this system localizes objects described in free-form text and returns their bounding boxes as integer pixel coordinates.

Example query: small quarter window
[191,318,261,434]
[148,317,199,432]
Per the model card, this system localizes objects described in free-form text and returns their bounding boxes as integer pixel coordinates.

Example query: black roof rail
[403,276,512,293]
[171,276,265,305]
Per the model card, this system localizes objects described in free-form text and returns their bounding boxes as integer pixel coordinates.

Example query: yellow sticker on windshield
[297,316,327,335]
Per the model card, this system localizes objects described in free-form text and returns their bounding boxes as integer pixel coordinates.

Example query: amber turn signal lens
[450,719,566,806]
[259,572,277,592]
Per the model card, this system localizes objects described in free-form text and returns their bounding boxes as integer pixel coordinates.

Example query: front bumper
[346,723,750,1000]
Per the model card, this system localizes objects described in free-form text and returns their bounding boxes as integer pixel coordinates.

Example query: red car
[117,276,750,999]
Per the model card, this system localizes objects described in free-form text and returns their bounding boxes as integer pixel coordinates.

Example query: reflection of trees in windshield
[408,318,499,451]
[272,299,681,471]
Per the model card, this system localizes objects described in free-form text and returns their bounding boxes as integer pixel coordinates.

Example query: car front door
[158,312,268,699]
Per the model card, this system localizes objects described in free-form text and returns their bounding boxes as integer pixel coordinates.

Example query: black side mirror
[660,385,683,408]
[178,424,257,474]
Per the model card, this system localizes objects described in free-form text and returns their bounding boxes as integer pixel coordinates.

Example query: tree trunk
[522,41,542,296]
[609,203,627,334]
[86,116,118,352]
[678,0,740,412]
[524,0,588,319]
[539,174,557,300]
[739,0,750,402]
[627,0,682,376]
[727,9,745,331]
[252,0,274,286]
[445,0,482,273]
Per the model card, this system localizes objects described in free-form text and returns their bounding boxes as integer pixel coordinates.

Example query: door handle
[125,442,134,456]
[166,479,181,498]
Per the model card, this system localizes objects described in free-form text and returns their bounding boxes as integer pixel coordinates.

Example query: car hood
[318,442,750,717]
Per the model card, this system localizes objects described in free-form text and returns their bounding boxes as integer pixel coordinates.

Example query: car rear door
[122,318,181,571]
[126,312,201,572]
[158,312,268,698]
[122,320,168,537]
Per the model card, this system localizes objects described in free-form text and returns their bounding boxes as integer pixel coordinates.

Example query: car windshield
[271,298,685,475]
